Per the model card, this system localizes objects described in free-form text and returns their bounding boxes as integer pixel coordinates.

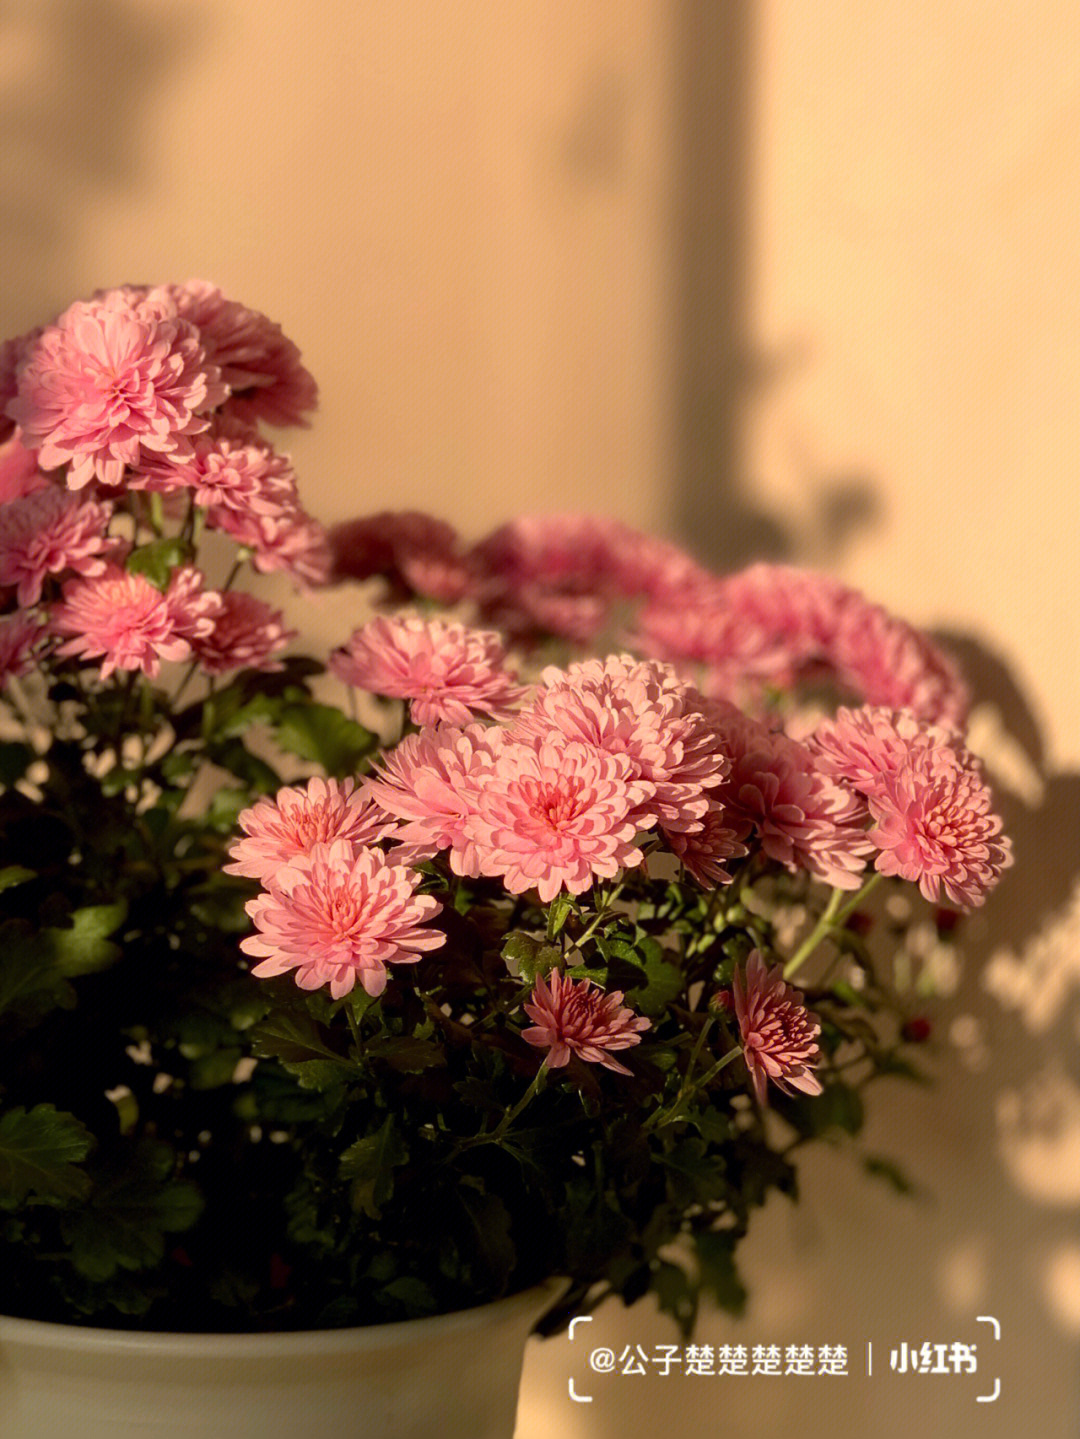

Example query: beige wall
[2,4,1077,1436]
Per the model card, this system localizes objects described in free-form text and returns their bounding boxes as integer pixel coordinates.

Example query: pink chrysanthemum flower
[327,511,471,604]
[832,602,969,727]
[50,563,220,680]
[0,612,44,691]
[733,949,823,1107]
[0,488,117,605]
[522,968,651,1075]
[806,705,976,802]
[0,331,42,445]
[0,431,51,503]
[240,839,444,999]
[169,280,318,430]
[712,708,872,889]
[866,750,1013,908]
[192,591,296,675]
[330,614,525,726]
[226,777,394,883]
[513,654,728,838]
[666,800,748,888]
[9,290,226,489]
[467,735,652,902]
[208,504,331,588]
[132,426,298,514]
[363,724,504,875]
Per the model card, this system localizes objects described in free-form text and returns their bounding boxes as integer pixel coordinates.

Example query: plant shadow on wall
[0,0,205,334]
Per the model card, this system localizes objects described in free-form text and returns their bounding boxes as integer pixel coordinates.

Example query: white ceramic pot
[0,1278,564,1439]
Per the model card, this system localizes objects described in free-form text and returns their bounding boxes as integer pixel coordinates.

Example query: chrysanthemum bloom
[192,591,296,675]
[226,777,394,883]
[806,705,976,804]
[712,708,872,889]
[666,800,748,888]
[132,426,298,515]
[468,513,711,645]
[466,735,653,902]
[9,290,226,489]
[733,950,823,1106]
[866,750,1013,908]
[0,331,42,445]
[362,723,505,875]
[0,487,117,605]
[50,563,220,680]
[0,612,44,691]
[330,614,525,726]
[169,280,318,430]
[326,511,471,604]
[240,840,444,999]
[0,431,50,502]
[521,968,650,1074]
[513,654,728,838]
[208,504,331,588]
[832,601,969,727]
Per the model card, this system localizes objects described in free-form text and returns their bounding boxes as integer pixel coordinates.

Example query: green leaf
[0,865,34,893]
[653,1258,698,1337]
[0,1104,94,1208]
[546,895,574,939]
[273,703,376,778]
[60,1140,203,1281]
[251,1011,349,1069]
[382,1276,437,1315]
[125,537,191,590]
[208,740,281,793]
[0,742,34,787]
[46,901,127,978]
[339,1116,408,1219]
[364,1035,447,1073]
[659,1136,726,1206]
[0,920,75,1023]
[454,1178,516,1287]
[693,1229,747,1317]
[623,946,683,1017]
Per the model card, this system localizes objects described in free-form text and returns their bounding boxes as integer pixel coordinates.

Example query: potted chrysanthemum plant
[0,283,1012,1439]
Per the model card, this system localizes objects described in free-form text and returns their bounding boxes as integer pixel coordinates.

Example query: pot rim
[0,1275,568,1359]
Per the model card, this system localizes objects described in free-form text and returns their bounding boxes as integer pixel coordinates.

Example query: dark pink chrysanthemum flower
[806,704,977,803]
[133,426,298,515]
[733,949,823,1106]
[209,504,331,589]
[712,707,872,889]
[521,968,650,1075]
[50,563,220,680]
[0,430,51,503]
[512,654,728,838]
[192,590,296,676]
[866,750,1013,909]
[832,601,969,727]
[226,777,394,883]
[467,735,652,903]
[0,487,117,605]
[9,290,226,489]
[330,614,525,726]
[240,839,444,999]
[666,799,748,888]
[0,612,44,690]
[362,723,505,876]
[170,280,318,430]
[327,511,470,604]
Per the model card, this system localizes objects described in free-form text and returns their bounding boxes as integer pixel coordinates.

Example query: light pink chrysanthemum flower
[513,654,728,838]
[240,839,444,999]
[327,511,470,604]
[0,431,51,503]
[192,590,296,675]
[712,708,872,889]
[666,800,748,888]
[363,723,505,876]
[831,600,969,727]
[330,614,525,726]
[467,735,653,903]
[806,705,977,802]
[9,290,226,489]
[866,750,1013,909]
[0,488,117,605]
[208,504,331,588]
[522,968,651,1075]
[0,612,44,690]
[733,950,823,1107]
[169,280,318,430]
[50,563,220,680]
[226,777,394,883]
[132,426,298,515]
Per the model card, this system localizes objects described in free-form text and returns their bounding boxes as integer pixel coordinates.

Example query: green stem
[345,1005,363,1059]
[576,881,625,947]
[784,871,884,981]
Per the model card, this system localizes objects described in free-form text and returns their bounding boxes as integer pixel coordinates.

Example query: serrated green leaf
[251,1011,349,1069]
[274,703,376,778]
[0,1104,94,1207]
[0,920,74,1023]
[364,1035,447,1073]
[653,1258,698,1337]
[623,946,683,1017]
[339,1116,408,1218]
[125,537,191,590]
[693,1229,747,1317]
[47,901,127,977]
